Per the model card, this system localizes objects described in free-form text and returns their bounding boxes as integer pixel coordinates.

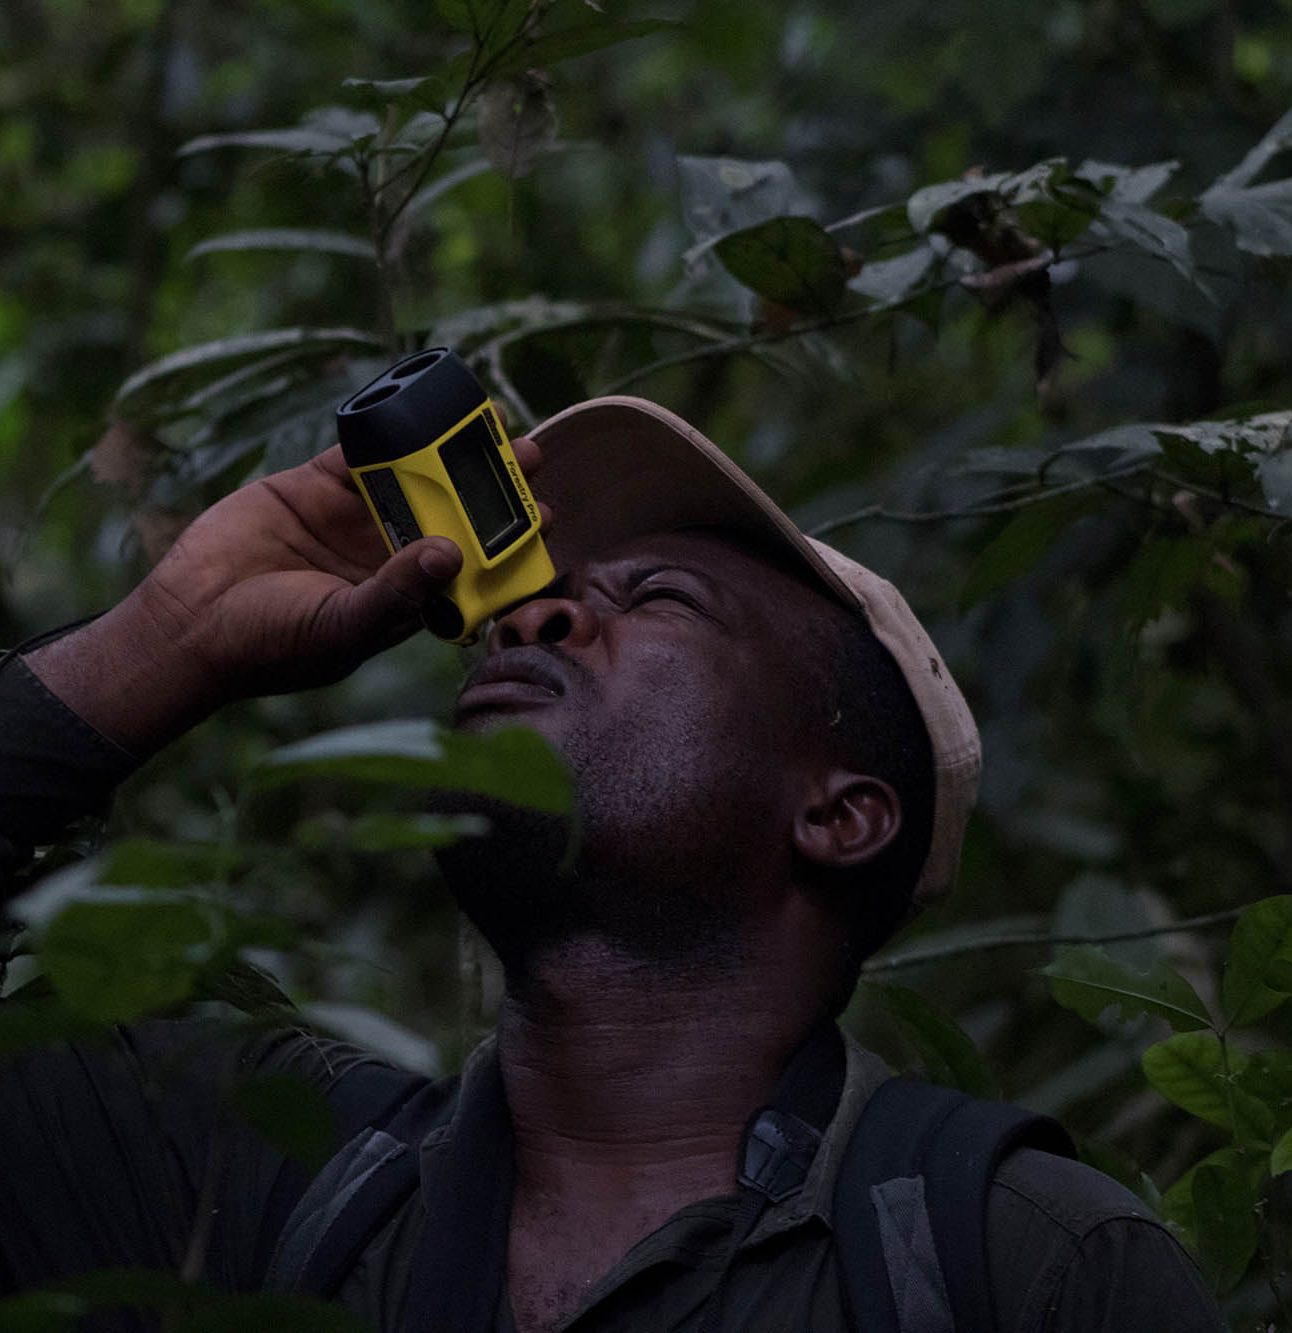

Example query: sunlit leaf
[186,229,375,262]
[1222,896,1292,1027]
[867,982,1000,1098]
[1041,944,1212,1032]
[1193,1161,1261,1294]
[251,719,573,814]
[714,216,848,315]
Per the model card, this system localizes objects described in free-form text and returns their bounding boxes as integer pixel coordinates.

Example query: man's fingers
[511,436,541,477]
[537,500,553,534]
[331,537,464,643]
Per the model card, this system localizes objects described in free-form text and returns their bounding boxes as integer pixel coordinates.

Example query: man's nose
[488,594,600,652]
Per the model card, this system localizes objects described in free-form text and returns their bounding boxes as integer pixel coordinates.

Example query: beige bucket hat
[529,396,981,909]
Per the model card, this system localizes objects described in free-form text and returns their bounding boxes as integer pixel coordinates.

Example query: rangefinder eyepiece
[337,348,554,644]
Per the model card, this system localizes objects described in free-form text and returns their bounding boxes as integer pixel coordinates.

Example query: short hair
[801,600,936,1006]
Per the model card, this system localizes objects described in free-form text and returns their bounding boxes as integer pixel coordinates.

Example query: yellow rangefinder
[336,348,554,644]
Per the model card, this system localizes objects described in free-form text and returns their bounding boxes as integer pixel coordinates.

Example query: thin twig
[861,907,1243,975]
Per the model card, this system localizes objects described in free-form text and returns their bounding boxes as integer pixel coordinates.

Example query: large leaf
[1222,896,1292,1027]
[251,720,573,814]
[1041,944,1212,1032]
[113,328,381,419]
[867,982,1000,1098]
[1142,1031,1274,1144]
[1091,198,1200,287]
[959,496,1093,609]
[97,837,244,888]
[1193,1160,1261,1294]
[39,896,225,1024]
[186,229,375,262]
[714,216,849,315]
[231,1073,337,1171]
[489,19,679,79]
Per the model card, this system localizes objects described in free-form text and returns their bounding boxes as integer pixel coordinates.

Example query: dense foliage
[7,0,1292,1326]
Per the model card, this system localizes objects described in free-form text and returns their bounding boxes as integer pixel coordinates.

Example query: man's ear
[793,770,902,872]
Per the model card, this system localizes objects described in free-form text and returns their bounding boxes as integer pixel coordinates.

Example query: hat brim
[528,395,980,908]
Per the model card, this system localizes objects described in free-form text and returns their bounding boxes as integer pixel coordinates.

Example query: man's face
[440,529,831,970]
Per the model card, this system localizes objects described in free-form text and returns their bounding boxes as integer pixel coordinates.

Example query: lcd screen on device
[439,416,528,557]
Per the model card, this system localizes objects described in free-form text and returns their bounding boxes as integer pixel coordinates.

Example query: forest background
[6,0,1292,1328]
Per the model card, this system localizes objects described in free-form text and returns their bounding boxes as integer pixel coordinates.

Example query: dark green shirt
[0,1019,1223,1331]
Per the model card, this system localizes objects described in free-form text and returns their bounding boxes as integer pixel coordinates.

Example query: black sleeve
[0,1019,385,1300]
[0,639,139,882]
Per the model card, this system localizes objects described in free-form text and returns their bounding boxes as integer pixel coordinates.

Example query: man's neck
[497,935,825,1204]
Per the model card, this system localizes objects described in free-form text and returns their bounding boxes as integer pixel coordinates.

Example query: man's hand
[24,439,545,755]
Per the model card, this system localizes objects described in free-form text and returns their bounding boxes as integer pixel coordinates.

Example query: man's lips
[456,647,569,716]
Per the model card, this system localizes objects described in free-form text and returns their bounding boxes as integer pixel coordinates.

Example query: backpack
[258,1026,1074,1332]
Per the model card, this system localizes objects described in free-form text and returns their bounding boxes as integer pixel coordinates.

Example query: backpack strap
[256,1062,449,1296]
[833,1077,1074,1333]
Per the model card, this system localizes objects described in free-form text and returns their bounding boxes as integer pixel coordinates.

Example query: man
[0,393,1221,1330]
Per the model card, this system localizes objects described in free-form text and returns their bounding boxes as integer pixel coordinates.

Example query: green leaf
[1118,535,1211,631]
[97,837,243,888]
[340,74,449,113]
[40,897,224,1024]
[1234,1050,1292,1134]
[1152,422,1260,492]
[0,1289,83,1332]
[0,994,108,1056]
[1142,1031,1274,1143]
[1272,1126,1292,1176]
[436,0,479,32]
[1223,896,1292,1026]
[181,1293,372,1333]
[714,216,848,315]
[1161,1144,1249,1242]
[1193,1160,1261,1293]
[347,812,490,851]
[489,19,679,78]
[1079,1140,1163,1214]
[867,982,1000,1097]
[231,1073,337,1171]
[959,497,1092,609]
[251,720,573,814]
[186,229,375,262]
[113,327,381,418]
[1041,944,1212,1032]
